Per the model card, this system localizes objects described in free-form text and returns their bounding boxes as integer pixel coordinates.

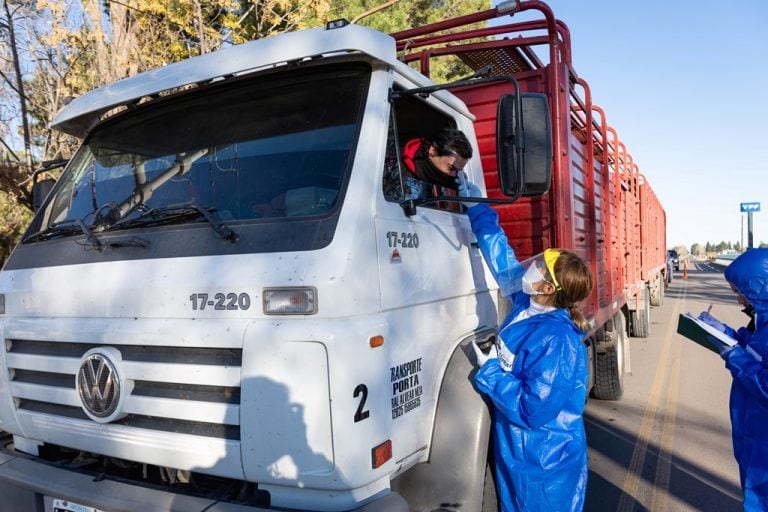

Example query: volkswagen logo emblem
[76,347,128,423]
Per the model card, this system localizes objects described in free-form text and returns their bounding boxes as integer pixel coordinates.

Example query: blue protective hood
[724,248,768,316]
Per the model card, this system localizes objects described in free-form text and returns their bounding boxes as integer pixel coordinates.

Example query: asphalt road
[584,259,745,511]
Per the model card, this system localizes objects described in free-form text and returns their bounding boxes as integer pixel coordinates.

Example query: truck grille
[6,339,242,440]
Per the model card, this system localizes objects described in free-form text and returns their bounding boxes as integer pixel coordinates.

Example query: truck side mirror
[32,178,55,212]
[497,92,552,197]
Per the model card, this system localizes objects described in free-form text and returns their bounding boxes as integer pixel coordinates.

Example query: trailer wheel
[630,287,650,338]
[592,313,626,400]
[649,275,664,307]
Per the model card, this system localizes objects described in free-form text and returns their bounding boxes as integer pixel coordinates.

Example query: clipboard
[676,312,738,355]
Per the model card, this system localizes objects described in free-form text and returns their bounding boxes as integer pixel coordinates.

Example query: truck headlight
[263,287,317,315]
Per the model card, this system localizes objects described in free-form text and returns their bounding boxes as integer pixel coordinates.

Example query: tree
[690,243,702,256]
[0,187,30,265]
[330,0,490,82]
[1,0,33,172]
[231,0,332,41]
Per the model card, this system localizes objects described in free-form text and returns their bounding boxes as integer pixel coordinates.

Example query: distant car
[668,249,680,271]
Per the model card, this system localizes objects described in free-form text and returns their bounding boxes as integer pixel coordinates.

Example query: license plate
[51,498,101,512]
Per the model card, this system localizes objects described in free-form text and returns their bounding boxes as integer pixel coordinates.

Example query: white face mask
[521,265,545,295]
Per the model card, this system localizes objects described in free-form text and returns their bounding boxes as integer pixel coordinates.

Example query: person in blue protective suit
[458,175,594,512]
[699,248,768,510]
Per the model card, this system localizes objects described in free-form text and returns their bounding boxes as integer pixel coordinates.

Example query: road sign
[740,202,761,212]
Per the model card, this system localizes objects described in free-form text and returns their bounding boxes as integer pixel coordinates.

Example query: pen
[707,304,713,314]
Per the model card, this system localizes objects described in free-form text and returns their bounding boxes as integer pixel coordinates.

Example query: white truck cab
[0,20,548,512]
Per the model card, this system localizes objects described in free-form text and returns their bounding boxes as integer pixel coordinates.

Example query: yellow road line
[650,330,682,511]
[617,281,686,511]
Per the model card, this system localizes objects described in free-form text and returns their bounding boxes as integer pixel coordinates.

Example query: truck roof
[52,23,468,138]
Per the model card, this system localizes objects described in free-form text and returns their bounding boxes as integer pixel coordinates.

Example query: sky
[492,0,768,250]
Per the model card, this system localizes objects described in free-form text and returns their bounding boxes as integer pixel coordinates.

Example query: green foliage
[690,243,701,256]
[330,0,491,83]
[696,240,768,254]
[0,191,32,265]
[330,0,489,32]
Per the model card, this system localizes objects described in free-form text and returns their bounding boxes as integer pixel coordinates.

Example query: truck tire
[649,275,663,307]
[629,287,650,338]
[591,313,626,400]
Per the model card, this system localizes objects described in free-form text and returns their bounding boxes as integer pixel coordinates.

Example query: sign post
[740,202,761,249]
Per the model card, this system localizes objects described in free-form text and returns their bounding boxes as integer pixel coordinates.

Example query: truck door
[377,105,484,310]
[375,101,490,461]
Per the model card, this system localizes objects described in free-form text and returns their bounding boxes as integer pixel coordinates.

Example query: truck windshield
[29,63,369,239]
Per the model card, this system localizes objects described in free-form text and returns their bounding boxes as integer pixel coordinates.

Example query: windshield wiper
[25,219,101,250]
[25,219,148,251]
[24,222,85,243]
[108,201,239,243]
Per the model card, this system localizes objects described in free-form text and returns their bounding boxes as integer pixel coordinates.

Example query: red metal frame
[392,0,666,332]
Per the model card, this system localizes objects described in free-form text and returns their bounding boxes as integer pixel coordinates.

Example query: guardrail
[712,253,738,267]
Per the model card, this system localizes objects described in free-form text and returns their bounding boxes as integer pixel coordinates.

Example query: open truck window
[381,92,462,213]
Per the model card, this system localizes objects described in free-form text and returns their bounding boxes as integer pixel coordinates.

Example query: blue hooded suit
[722,248,768,510]
[468,204,589,512]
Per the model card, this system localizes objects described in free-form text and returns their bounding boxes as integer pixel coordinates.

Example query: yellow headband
[543,248,562,290]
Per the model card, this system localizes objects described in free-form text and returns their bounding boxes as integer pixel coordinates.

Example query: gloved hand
[471,340,498,366]
[719,343,736,358]
[457,172,482,208]
[698,311,737,338]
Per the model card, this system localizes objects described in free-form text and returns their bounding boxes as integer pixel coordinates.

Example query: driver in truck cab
[400,128,472,201]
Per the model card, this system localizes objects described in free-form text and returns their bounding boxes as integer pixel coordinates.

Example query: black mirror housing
[32,178,55,212]
[497,92,552,197]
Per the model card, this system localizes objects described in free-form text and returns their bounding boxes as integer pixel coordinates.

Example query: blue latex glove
[698,311,738,339]
[698,311,727,332]
[719,343,736,357]
[457,172,482,208]
[704,333,737,357]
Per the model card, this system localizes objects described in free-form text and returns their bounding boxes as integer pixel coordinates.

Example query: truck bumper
[0,448,409,512]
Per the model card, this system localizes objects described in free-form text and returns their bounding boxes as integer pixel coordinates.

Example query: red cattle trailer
[393,0,668,399]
